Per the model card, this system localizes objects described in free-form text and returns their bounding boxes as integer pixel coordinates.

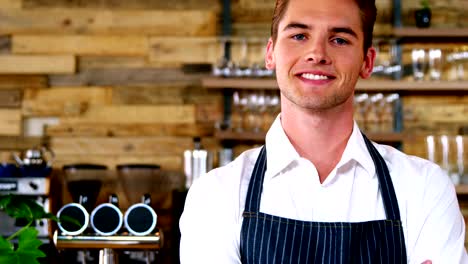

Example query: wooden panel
[22,87,113,117]
[405,104,468,122]
[0,0,21,8]
[0,136,45,151]
[195,103,222,123]
[231,5,273,23]
[0,9,218,36]
[78,56,148,70]
[0,109,21,136]
[232,22,270,37]
[46,122,214,137]
[0,75,48,89]
[0,89,22,108]
[112,84,223,105]
[112,85,186,105]
[13,35,149,56]
[53,154,183,173]
[61,105,196,124]
[22,0,220,10]
[51,136,193,155]
[149,37,219,65]
[48,68,205,87]
[237,0,273,9]
[0,55,75,74]
[403,95,468,105]
[149,37,267,66]
[0,35,10,54]
[403,96,468,131]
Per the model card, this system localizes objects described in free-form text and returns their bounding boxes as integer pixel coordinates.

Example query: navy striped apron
[240,135,407,263]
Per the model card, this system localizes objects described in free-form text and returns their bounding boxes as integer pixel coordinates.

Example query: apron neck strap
[244,133,401,221]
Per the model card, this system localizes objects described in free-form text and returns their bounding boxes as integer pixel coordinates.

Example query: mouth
[296,72,336,83]
[300,73,332,80]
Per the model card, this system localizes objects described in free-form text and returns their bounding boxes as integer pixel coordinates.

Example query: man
[179,0,468,262]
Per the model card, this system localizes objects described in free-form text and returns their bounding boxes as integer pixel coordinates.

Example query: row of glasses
[411,48,444,81]
[372,39,402,79]
[212,37,275,78]
[426,135,467,185]
[354,93,400,133]
[411,45,468,81]
[230,90,280,133]
[446,45,468,81]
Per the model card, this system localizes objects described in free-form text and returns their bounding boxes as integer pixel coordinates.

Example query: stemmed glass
[428,48,442,81]
[456,136,466,183]
[411,49,427,81]
[262,91,280,131]
[212,37,236,77]
[234,38,252,77]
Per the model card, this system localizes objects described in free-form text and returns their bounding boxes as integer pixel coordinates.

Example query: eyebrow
[283,22,359,39]
[331,27,358,39]
[283,22,309,31]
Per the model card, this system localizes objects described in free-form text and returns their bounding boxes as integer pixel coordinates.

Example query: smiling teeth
[301,73,329,80]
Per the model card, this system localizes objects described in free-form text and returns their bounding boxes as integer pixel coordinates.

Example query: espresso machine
[0,146,54,241]
[55,164,163,264]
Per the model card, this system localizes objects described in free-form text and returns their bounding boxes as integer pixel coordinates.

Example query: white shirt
[180,117,468,264]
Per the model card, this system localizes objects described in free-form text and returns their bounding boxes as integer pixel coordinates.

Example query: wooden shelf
[456,185,468,195]
[215,129,406,142]
[202,77,277,90]
[356,80,468,92]
[202,77,468,92]
[215,130,264,141]
[393,27,468,38]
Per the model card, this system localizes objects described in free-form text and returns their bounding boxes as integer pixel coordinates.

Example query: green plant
[420,0,430,9]
[0,194,58,264]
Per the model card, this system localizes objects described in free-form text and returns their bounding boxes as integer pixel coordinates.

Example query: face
[265,0,375,113]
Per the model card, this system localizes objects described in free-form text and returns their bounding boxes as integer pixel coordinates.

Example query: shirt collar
[265,117,379,181]
[338,122,376,178]
[265,115,300,181]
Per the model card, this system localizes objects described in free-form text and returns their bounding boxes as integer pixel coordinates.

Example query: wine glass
[411,49,427,81]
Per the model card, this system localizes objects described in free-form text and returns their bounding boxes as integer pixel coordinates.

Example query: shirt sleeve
[179,174,242,264]
[409,165,468,264]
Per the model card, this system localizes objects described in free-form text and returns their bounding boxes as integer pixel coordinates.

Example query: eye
[292,34,306,41]
[332,37,349,45]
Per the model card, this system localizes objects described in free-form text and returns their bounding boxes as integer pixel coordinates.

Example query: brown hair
[270,0,377,52]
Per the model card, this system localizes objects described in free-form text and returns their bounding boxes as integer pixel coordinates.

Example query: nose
[305,39,331,64]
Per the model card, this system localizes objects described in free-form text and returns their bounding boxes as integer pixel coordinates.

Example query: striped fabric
[240,135,407,264]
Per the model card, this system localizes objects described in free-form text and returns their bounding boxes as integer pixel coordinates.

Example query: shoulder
[374,142,456,208]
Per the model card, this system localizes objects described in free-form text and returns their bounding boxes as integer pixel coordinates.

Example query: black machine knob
[29,181,38,190]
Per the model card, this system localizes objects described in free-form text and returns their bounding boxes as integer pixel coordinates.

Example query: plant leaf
[15,228,45,264]
[0,236,17,264]
[0,195,12,210]
[59,214,82,229]
[1,194,55,222]
[3,195,34,221]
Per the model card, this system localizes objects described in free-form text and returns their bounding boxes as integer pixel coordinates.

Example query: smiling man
[179,0,468,263]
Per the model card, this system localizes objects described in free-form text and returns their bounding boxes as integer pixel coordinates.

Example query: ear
[265,38,276,70]
[359,46,376,79]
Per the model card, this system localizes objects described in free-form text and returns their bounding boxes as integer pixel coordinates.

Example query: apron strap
[243,134,402,221]
[361,133,401,220]
[243,146,266,213]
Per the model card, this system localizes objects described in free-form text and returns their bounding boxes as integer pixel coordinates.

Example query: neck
[280,98,354,183]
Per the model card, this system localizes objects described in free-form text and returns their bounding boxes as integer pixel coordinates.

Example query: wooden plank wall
[0,0,466,212]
